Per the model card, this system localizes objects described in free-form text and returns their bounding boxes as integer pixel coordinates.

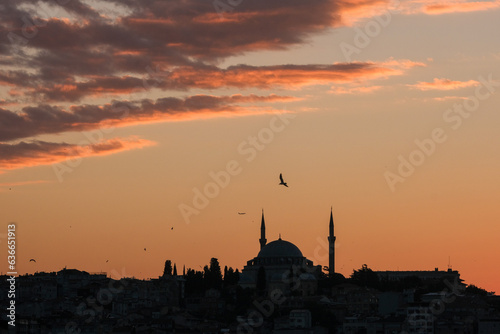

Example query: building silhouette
[328,207,336,277]
[239,209,336,293]
[259,209,267,250]
[2,207,500,333]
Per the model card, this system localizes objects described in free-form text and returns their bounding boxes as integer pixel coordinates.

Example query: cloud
[329,85,383,94]
[0,99,18,106]
[408,78,479,91]
[0,0,427,173]
[0,0,355,65]
[162,61,416,89]
[1,60,424,102]
[0,94,294,142]
[432,96,470,101]
[335,0,396,25]
[397,0,500,15]
[0,137,155,170]
[0,0,405,102]
[423,1,500,14]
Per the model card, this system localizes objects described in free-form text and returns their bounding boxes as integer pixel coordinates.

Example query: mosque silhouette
[239,209,336,293]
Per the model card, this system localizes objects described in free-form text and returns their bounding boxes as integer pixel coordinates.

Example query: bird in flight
[171,227,174,230]
[279,173,288,187]
[144,248,146,251]
[238,212,246,215]
[106,260,109,263]
[29,259,36,263]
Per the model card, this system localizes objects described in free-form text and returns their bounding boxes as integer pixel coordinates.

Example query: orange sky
[1,0,500,294]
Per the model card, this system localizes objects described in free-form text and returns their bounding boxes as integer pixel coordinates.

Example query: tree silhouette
[210,258,222,279]
[204,258,223,289]
[466,284,488,296]
[163,260,172,277]
[350,264,379,288]
[223,266,239,286]
[185,268,204,295]
[173,263,177,276]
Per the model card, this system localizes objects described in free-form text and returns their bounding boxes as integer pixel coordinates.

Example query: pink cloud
[424,1,500,14]
[329,85,383,94]
[0,137,156,171]
[0,94,294,142]
[1,60,425,102]
[0,0,429,174]
[398,0,500,15]
[408,78,479,91]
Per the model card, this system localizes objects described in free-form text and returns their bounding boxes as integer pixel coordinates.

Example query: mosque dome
[257,238,303,259]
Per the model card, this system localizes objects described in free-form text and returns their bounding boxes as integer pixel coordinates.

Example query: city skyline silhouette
[1,0,500,313]
[1,210,495,332]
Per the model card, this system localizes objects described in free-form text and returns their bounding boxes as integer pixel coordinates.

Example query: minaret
[328,207,336,277]
[260,210,267,250]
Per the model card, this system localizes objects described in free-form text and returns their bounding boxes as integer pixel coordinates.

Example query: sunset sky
[1,0,499,294]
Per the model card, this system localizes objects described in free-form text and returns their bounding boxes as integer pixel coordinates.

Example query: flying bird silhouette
[106,260,109,263]
[238,212,246,215]
[29,259,36,263]
[279,173,288,187]
[171,227,174,230]
[144,248,146,251]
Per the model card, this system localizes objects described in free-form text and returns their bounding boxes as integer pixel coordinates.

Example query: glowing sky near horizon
[0,0,499,294]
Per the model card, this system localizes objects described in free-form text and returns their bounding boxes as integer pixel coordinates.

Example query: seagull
[279,173,288,187]
[238,212,246,215]
[29,259,36,263]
